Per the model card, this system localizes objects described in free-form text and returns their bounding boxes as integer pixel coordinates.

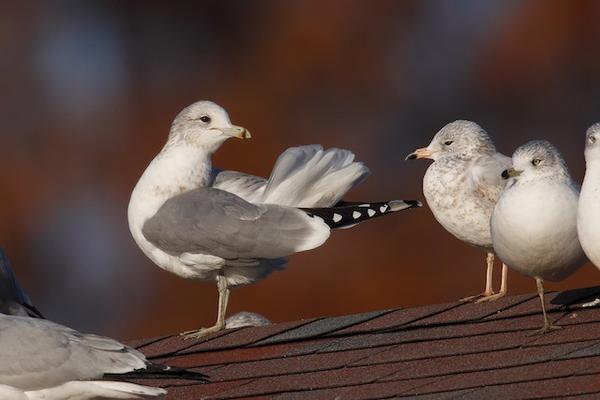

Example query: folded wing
[470,152,512,203]
[0,315,146,390]
[142,188,331,261]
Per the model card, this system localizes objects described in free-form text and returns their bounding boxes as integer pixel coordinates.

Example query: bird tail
[302,199,421,229]
[261,145,370,208]
[104,363,208,383]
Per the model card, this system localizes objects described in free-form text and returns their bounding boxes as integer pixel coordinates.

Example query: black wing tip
[106,364,209,383]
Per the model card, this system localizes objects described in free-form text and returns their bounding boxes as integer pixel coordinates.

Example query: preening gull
[406,120,511,302]
[0,313,207,399]
[491,140,586,333]
[0,248,43,318]
[225,311,271,329]
[578,123,600,269]
[128,100,421,338]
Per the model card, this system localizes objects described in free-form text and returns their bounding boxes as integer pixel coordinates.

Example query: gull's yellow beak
[405,147,433,160]
[221,125,251,139]
[501,168,522,179]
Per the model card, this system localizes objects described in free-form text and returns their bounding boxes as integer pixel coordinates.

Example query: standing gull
[0,248,43,318]
[491,140,586,333]
[0,313,207,399]
[406,120,511,302]
[128,100,421,339]
[578,123,600,269]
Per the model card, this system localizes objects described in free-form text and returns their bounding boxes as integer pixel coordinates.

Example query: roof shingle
[128,286,600,399]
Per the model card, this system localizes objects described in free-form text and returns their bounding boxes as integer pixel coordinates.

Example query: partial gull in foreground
[0,313,207,399]
[578,123,600,270]
[577,124,600,309]
[407,120,511,302]
[129,101,421,339]
[0,248,43,318]
[492,140,586,333]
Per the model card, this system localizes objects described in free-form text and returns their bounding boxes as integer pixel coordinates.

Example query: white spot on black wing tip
[333,213,342,223]
[352,211,361,219]
[367,209,376,217]
[379,205,388,213]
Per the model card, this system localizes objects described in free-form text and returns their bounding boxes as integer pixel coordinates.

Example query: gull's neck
[128,144,213,232]
[583,158,600,187]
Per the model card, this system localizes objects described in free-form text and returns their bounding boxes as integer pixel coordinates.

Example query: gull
[406,120,511,302]
[0,313,207,399]
[577,123,600,309]
[491,140,586,333]
[0,248,43,318]
[578,123,600,269]
[128,100,421,339]
[225,311,271,329]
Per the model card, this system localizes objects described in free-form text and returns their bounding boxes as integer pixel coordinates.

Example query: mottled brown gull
[407,120,511,302]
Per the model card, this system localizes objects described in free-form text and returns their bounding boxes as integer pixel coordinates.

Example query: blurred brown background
[1,0,600,339]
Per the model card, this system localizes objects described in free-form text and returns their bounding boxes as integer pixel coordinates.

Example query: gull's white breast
[492,180,585,281]
[578,163,600,269]
[128,147,222,280]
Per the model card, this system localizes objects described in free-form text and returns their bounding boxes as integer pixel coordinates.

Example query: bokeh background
[1,0,600,339]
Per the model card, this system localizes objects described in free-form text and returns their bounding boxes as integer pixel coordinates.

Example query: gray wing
[469,152,512,203]
[211,169,267,203]
[142,188,330,260]
[0,314,146,390]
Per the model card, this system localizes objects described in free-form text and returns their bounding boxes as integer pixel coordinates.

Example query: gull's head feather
[166,101,249,152]
[511,140,570,183]
[426,120,496,161]
[584,122,600,164]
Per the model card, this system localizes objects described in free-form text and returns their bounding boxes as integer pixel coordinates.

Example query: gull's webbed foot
[529,323,561,336]
[180,325,223,340]
[460,291,494,303]
[475,291,507,303]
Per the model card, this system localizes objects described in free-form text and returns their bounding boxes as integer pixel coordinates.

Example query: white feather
[0,381,166,400]
[261,145,370,207]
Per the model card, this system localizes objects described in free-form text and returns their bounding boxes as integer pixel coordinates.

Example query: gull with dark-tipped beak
[492,140,586,333]
[406,120,511,302]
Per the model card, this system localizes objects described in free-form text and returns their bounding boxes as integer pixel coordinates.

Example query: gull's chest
[423,162,472,210]
[423,160,494,248]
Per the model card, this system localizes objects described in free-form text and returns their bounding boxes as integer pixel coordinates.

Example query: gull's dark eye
[589,135,597,144]
[199,115,211,123]
[532,158,542,166]
[444,140,454,146]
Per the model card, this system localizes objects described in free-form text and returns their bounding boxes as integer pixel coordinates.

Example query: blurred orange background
[1,0,600,339]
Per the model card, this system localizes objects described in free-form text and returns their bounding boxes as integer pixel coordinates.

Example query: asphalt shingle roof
[128,286,600,399]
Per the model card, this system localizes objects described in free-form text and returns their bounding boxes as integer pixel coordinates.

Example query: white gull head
[165,101,250,153]
[502,140,570,184]
[406,120,496,162]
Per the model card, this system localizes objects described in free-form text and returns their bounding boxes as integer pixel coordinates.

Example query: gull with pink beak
[406,120,511,302]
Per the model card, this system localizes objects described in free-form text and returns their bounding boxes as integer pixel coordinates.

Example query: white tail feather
[262,145,370,207]
[26,381,166,400]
